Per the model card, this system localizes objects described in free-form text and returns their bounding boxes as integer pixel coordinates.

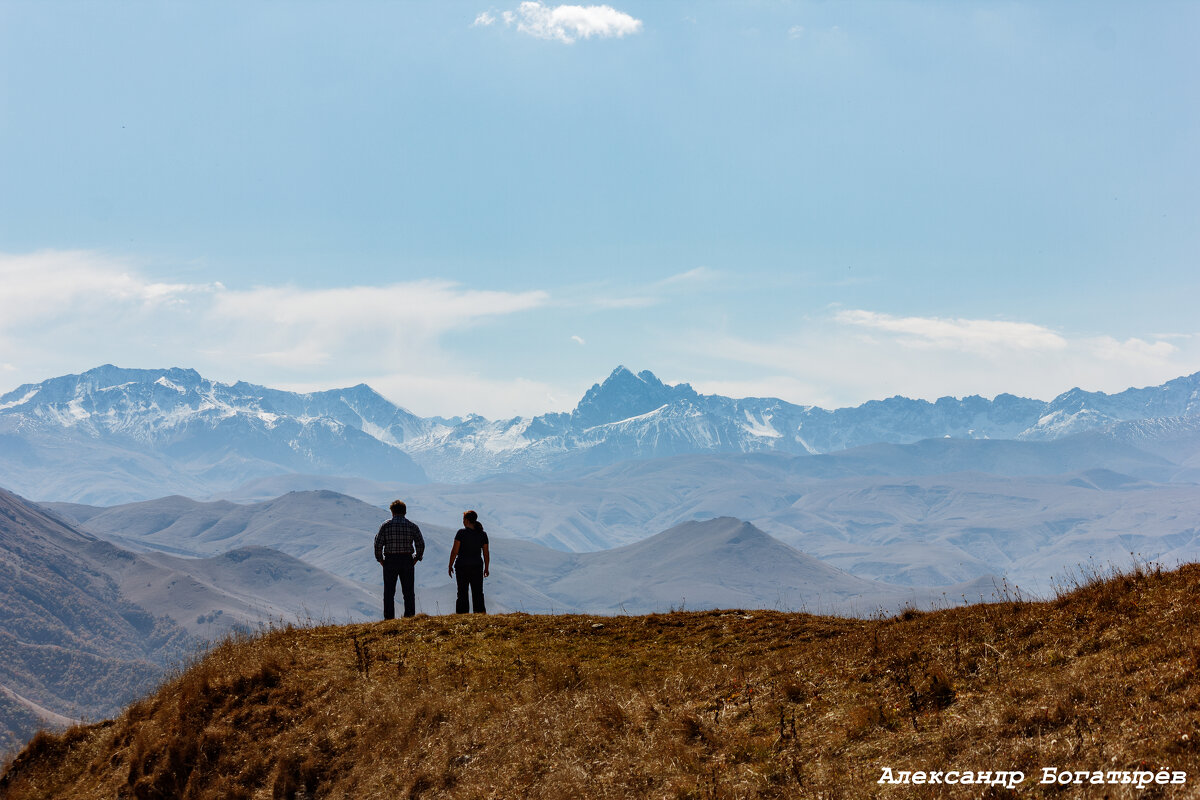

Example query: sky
[1,1,1197,418]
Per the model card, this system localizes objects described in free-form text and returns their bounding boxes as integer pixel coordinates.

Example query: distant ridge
[1,364,1198,501]
[54,493,950,615]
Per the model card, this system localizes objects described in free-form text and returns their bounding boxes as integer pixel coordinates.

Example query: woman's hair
[463,509,478,525]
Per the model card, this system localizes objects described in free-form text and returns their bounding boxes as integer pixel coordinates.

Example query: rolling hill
[51,492,979,616]
[3,563,1198,798]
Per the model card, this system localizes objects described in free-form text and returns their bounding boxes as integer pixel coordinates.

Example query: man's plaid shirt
[374,515,425,562]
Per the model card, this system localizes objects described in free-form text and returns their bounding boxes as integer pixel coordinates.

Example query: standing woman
[448,510,489,613]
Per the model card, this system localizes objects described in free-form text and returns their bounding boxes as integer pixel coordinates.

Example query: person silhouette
[374,499,424,619]
[447,509,489,614]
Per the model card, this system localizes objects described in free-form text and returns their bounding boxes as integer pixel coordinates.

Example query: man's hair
[463,509,478,524]
[390,500,407,515]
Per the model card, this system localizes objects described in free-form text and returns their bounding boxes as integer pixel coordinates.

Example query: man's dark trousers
[383,554,416,619]
[455,564,485,614]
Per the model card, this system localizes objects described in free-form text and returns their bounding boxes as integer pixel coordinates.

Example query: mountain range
[2,364,1199,503]
[4,363,1200,753]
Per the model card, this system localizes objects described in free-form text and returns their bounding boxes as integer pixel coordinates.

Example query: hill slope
[0,488,190,753]
[4,564,1199,798]
[0,488,381,753]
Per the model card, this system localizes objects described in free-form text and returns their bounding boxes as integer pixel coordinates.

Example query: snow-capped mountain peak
[572,366,698,428]
[2,365,1199,498]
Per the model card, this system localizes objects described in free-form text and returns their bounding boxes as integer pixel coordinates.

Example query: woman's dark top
[453,526,489,567]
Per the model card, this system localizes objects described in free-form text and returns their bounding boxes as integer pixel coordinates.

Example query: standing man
[374,499,425,619]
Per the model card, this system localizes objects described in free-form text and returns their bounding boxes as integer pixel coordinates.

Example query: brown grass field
[2,563,1199,799]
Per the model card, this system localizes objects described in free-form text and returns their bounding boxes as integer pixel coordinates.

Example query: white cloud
[3,250,1197,420]
[210,281,547,360]
[835,309,1068,353]
[1088,336,1177,365]
[499,2,642,43]
[680,309,1200,408]
[655,267,719,288]
[562,267,721,311]
[788,25,805,39]
[0,250,552,417]
[591,295,658,309]
[0,250,217,328]
[474,11,497,26]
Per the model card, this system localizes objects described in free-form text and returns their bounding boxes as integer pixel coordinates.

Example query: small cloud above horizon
[475,2,642,43]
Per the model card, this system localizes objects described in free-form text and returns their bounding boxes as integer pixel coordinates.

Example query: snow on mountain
[0,365,427,502]
[2,364,1199,501]
[0,365,434,445]
[1019,372,1200,440]
[398,367,1200,482]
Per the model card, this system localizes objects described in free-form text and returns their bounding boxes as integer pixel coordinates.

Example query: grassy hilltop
[3,565,1199,799]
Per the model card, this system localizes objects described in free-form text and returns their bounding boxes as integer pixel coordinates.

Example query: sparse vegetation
[3,563,1200,799]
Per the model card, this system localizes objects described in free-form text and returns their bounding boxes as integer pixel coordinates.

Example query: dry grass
[3,563,1199,799]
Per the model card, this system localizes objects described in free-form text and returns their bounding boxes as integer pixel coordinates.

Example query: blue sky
[1,1,1197,417]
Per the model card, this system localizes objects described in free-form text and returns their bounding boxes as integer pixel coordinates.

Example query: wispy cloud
[1089,335,1177,365]
[681,309,1198,408]
[655,267,719,288]
[590,295,658,309]
[835,309,1068,353]
[563,267,723,311]
[0,250,552,417]
[571,335,586,345]
[482,2,643,43]
[0,250,219,327]
[197,281,545,372]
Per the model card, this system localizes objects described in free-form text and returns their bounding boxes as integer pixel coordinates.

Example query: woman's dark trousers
[455,564,486,614]
[383,554,416,619]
